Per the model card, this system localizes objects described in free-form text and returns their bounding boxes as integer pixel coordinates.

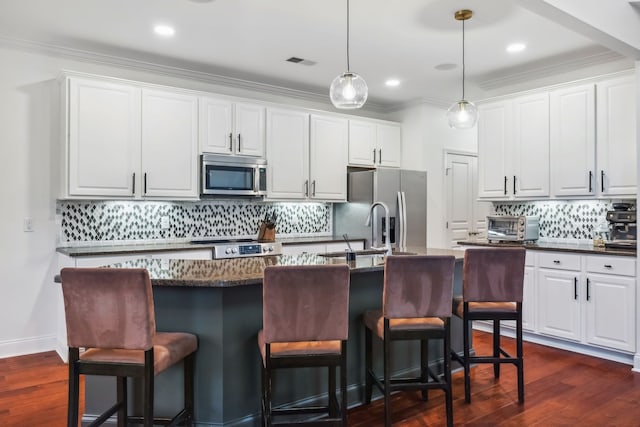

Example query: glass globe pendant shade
[330,72,368,109]
[447,99,478,129]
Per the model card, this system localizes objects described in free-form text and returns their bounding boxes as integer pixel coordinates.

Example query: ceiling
[0,0,633,111]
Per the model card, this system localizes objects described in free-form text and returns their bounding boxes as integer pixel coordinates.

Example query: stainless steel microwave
[201,154,267,197]
[487,215,540,242]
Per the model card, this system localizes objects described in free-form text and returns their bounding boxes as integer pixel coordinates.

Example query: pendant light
[330,0,368,109]
[447,9,478,129]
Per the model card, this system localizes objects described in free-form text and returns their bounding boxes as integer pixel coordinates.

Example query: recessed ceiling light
[506,43,526,53]
[154,25,175,37]
[434,63,457,71]
[385,79,400,87]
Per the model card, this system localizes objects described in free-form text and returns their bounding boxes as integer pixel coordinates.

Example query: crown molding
[476,47,627,91]
[0,35,392,114]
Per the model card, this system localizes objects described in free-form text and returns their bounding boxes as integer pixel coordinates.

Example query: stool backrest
[463,248,526,302]
[262,264,350,343]
[60,268,155,350]
[383,255,455,318]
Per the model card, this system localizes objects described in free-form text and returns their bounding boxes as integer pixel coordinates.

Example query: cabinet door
[199,97,234,154]
[585,273,635,352]
[376,123,401,168]
[281,244,325,255]
[67,77,140,197]
[309,115,348,201]
[537,268,582,342]
[522,265,536,332]
[235,102,265,157]
[477,100,512,199]
[348,120,376,167]
[596,76,637,196]
[141,89,198,198]
[513,93,549,198]
[550,84,596,197]
[265,108,309,199]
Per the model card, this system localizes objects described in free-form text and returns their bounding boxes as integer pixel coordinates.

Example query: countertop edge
[458,240,637,257]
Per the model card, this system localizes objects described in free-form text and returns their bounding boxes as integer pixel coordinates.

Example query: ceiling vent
[286,57,317,66]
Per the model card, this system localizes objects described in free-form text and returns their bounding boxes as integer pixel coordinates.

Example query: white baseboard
[0,334,59,360]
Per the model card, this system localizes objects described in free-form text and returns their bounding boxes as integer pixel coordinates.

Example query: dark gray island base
[83,249,465,427]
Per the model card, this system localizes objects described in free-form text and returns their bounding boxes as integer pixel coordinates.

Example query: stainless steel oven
[201,154,267,197]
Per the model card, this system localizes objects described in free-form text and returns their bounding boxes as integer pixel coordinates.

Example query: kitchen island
[74,248,465,426]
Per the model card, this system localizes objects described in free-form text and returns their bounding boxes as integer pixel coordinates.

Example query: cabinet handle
[132,172,136,195]
[504,176,508,195]
[574,277,578,300]
[312,180,316,197]
[513,175,517,195]
[378,149,382,163]
[228,133,233,152]
[373,149,377,163]
[304,180,309,197]
[588,170,593,192]
[586,277,591,301]
[604,264,612,269]
[553,260,560,264]
[237,133,241,151]
[144,173,147,195]
[601,170,605,193]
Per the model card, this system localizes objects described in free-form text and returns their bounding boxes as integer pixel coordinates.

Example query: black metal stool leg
[493,320,501,378]
[364,326,373,404]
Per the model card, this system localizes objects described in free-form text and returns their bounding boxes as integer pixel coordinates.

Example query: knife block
[257,222,276,242]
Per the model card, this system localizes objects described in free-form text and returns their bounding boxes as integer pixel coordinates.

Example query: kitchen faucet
[366,201,392,256]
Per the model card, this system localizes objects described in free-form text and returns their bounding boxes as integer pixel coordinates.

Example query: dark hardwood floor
[1,331,640,426]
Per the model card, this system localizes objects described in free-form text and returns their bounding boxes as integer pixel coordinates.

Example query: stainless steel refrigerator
[334,168,427,249]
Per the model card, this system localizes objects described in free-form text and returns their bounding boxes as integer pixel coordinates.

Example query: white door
[235,102,265,157]
[596,76,637,196]
[265,108,309,200]
[309,115,348,200]
[199,97,234,154]
[141,88,198,198]
[445,152,491,247]
[67,77,140,197]
[550,84,596,197]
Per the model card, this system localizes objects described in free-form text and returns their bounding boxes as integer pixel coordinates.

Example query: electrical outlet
[23,217,34,232]
[160,216,170,229]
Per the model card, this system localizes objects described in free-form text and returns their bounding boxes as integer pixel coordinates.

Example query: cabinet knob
[553,260,560,264]
[604,264,612,269]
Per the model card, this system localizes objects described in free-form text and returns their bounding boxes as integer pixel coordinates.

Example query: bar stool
[364,255,456,427]
[258,264,350,426]
[60,267,197,427]
[451,247,526,404]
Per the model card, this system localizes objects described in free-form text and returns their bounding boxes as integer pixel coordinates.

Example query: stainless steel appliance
[604,209,636,250]
[486,215,540,242]
[201,154,267,197]
[333,169,427,248]
[192,238,282,259]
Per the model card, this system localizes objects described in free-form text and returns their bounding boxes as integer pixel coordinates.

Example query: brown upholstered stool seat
[258,330,341,358]
[364,255,455,427]
[452,297,517,318]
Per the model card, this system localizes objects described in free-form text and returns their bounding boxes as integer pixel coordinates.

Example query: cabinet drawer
[538,252,581,270]
[585,255,636,276]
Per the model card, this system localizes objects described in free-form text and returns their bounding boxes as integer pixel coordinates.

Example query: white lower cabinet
[536,251,636,353]
[281,241,364,256]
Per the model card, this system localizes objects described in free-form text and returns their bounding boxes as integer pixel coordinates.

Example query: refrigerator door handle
[396,191,403,248]
[397,191,407,248]
[401,191,407,248]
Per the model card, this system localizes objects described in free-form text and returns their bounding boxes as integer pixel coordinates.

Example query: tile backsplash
[493,200,634,239]
[57,200,332,246]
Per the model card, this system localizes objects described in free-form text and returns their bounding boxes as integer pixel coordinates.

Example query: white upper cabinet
[141,88,199,199]
[512,92,550,198]
[265,108,309,199]
[348,119,401,168]
[550,84,596,197]
[199,97,265,157]
[66,77,140,198]
[309,115,348,200]
[596,75,637,196]
[64,76,198,199]
[477,100,512,199]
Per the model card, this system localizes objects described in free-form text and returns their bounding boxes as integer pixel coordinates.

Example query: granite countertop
[61,247,464,288]
[56,235,367,257]
[458,240,636,257]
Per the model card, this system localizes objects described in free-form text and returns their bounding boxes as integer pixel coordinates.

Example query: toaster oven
[487,215,540,242]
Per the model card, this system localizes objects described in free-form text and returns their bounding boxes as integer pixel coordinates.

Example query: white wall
[0,43,394,359]
[391,102,477,248]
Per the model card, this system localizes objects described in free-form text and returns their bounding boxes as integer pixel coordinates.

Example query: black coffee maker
[604,203,637,249]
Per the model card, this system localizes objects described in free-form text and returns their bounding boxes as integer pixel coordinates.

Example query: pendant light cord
[346,0,351,72]
[461,17,465,100]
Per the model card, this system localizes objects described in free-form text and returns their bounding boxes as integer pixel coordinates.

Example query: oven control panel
[212,242,282,259]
